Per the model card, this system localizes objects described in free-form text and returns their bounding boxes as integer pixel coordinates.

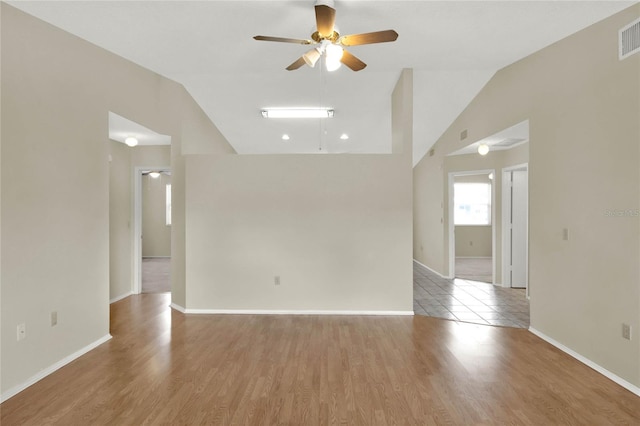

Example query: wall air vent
[619,17,640,60]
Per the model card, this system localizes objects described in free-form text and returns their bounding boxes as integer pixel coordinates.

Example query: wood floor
[2,294,639,425]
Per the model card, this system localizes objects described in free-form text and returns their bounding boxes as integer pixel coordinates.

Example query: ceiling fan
[254,0,398,72]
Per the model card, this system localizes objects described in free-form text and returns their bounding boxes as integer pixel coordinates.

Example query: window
[166,184,172,226]
[454,183,491,225]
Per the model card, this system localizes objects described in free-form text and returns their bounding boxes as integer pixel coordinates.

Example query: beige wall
[142,173,171,257]
[109,140,132,301]
[1,4,233,398]
[455,227,492,257]
[132,145,171,167]
[413,5,640,387]
[182,70,414,312]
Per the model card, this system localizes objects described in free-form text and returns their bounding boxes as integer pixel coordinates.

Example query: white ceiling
[9,0,636,165]
[108,112,171,146]
[448,119,529,156]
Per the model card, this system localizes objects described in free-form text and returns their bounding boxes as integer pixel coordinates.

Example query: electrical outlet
[17,323,26,341]
[622,323,631,340]
[274,276,280,286]
[51,311,58,327]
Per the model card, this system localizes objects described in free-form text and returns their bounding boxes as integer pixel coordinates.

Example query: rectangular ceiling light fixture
[261,108,334,119]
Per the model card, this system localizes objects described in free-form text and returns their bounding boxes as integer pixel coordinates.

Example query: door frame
[132,166,171,294]
[501,163,529,294]
[447,169,496,282]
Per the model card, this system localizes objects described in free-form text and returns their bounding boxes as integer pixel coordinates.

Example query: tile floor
[413,261,530,328]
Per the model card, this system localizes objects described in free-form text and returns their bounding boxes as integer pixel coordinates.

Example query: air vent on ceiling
[493,137,526,148]
[619,17,640,60]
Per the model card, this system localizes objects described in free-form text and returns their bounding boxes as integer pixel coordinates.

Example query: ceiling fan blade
[341,50,367,72]
[315,4,336,37]
[254,35,313,45]
[339,30,398,46]
[286,56,307,71]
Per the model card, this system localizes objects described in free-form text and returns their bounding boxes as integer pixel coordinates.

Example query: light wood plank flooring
[1,293,639,424]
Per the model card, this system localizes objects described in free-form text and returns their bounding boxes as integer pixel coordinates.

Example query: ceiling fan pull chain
[318,62,325,152]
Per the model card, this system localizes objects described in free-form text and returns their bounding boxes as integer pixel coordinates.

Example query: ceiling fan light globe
[325,43,344,61]
[326,58,342,72]
[303,48,321,67]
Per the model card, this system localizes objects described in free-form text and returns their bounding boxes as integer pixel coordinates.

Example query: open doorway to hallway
[108,111,172,303]
[452,171,495,284]
[140,170,171,294]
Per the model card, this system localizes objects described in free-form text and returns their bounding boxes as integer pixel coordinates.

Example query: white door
[510,170,528,288]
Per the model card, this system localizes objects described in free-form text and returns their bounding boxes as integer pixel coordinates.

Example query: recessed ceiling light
[282,134,290,140]
[149,172,161,179]
[261,108,334,119]
[477,143,489,156]
[125,136,138,147]
[340,133,349,140]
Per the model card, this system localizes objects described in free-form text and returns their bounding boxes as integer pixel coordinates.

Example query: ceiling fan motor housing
[311,30,339,43]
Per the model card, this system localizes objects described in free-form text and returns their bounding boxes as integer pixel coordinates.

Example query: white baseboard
[413,259,452,279]
[109,291,132,304]
[455,256,492,259]
[179,308,414,316]
[529,327,640,397]
[170,303,186,313]
[142,256,171,259]
[1,334,112,403]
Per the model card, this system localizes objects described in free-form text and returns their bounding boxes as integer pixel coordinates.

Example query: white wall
[413,5,640,387]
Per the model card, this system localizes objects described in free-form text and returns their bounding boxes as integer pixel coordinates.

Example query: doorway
[448,170,496,283]
[502,164,529,293]
[134,167,171,294]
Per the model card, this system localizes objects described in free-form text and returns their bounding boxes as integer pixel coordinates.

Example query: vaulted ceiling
[9,1,635,165]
